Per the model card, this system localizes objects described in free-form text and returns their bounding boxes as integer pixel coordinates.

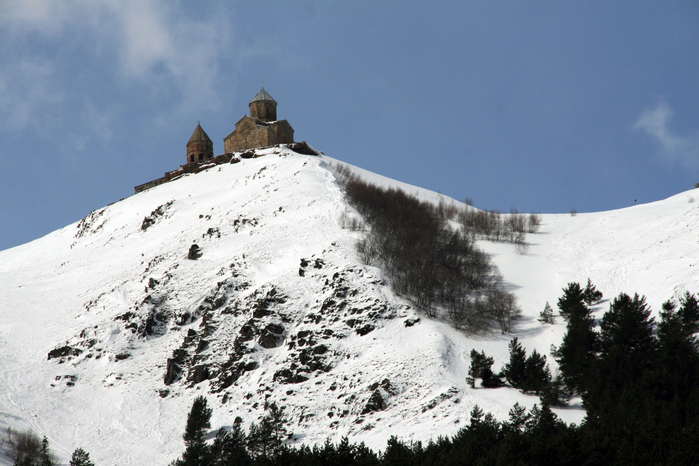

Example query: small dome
[250,85,276,104]
[188,123,213,145]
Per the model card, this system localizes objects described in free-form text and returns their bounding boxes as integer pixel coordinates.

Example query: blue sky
[1,1,698,251]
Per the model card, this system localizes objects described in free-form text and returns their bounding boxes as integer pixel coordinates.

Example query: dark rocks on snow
[188,244,202,260]
[259,323,285,349]
[404,318,421,327]
[48,345,83,361]
[362,390,387,414]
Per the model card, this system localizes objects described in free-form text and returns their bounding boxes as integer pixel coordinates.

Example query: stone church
[223,85,294,153]
[135,86,308,194]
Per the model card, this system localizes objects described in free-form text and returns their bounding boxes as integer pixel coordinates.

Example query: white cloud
[0,0,233,128]
[0,59,61,130]
[635,98,699,169]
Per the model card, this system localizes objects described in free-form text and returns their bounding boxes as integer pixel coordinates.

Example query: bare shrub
[514,233,529,255]
[356,237,379,265]
[528,212,542,233]
[340,170,518,333]
[3,428,47,465]
[570,208,577,216]
[489,290,521,333]
[504,208,527,242]
[339,207,363,230]
[437,198,459,221]
[339,207,351,229]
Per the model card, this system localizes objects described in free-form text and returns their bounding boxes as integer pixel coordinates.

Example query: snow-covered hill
[0,146,697,465]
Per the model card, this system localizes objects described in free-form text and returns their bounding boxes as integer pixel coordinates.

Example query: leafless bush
[504,208,527,242]
[339,207,364,231]
[459,209,504,241]
[339,169,518,334]
[527,212,542,233]
[356,237,380,265]
[514,233,529,255]
[570,208,577,216]
[3,428,46,465]
[437,198,459,221]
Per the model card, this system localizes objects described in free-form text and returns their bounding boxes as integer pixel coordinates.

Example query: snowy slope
[0,147,697,465]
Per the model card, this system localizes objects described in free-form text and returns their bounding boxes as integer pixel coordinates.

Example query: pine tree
[466,349,495,388]
[69,448,94,466]
[556,283,599,394]
[506,402,529,431]
[678,291,699,336]
[179,396,213,466]
[583,278,603,306]
[523,349,551,395]
[539,373,570,407]
[40,437,53,466]
[538,302,555,324]
[557,282,588,322]
[247,402,288,457]
[503,337,527,388]
[210,421,251,466]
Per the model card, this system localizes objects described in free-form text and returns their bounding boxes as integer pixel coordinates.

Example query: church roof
[188,123,213,145]
[251,85,276,103]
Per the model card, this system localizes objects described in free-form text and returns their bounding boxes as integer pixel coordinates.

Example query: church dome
[251,85,276,103]
[188,123,213,145]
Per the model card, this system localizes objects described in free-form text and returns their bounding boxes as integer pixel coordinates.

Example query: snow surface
[0,147,697,465]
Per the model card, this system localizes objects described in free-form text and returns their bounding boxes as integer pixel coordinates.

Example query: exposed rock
[48,345,83,361]
[362,389,387,414]
[188,244,202,260]
[259,323,285,349]
[404,318,420,327]
[188,364,210,384]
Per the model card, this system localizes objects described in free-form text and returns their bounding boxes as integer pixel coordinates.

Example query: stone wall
[223,117,294,153]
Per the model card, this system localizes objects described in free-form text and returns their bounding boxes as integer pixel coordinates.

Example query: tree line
[334,165,521,334]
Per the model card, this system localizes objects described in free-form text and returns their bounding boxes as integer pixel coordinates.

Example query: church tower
[186,123,214,164]
[249,85,277,122]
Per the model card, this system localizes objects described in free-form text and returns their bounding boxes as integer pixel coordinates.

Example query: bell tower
[186,123,214,164]
[249,84,277,122]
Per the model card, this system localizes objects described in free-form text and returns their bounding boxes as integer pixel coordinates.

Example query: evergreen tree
[557,282,588,322]
[39,437,53,466]
[176,395,213,466]
[678,291,699,336]
[539,374,570,407]
[586,293,657,417]
[247,402,288,457]
[506,402,529,432]
[68,448,94,466]
[382,436,414,466]
[583,278,603,306]
[466,349,496,388]
[210,422,250,466]
[599,293,655,357]
[522,350,551,395]
[503,337,527,388]
[538,301,555,324]
[556,283,599,394]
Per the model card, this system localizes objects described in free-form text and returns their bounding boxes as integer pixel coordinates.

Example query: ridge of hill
[0,146,697,465]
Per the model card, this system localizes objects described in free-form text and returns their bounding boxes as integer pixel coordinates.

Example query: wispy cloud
[635,98,699,169]
[0,0,233,131]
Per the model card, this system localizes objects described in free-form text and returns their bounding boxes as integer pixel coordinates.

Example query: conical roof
[188,123,213,145]
[251,85,276,103]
